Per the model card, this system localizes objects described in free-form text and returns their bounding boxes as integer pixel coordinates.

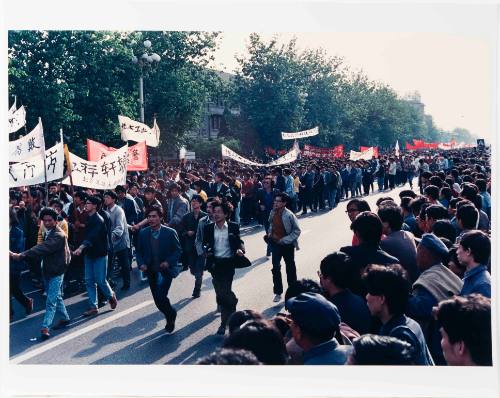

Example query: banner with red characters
[302,144,344,159]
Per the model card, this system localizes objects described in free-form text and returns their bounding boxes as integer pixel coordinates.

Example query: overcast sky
[208,4,497,141]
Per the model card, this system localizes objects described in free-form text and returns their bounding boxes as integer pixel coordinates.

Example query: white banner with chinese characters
[9,143,64,188]
[221,144,266,166]
[281,126,318,140]
[266,143,300,166]
[62,144,129,189]
[119,115,160,147]
[349,147,374,161]
[222,143,300,167]
[9,120,45,162]
[8,105,27,134]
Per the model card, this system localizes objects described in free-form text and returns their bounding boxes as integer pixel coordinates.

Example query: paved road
[9,186,406,364]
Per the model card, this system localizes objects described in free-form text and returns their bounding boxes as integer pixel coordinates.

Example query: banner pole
[38,118,49,205]
[63,141,78,223]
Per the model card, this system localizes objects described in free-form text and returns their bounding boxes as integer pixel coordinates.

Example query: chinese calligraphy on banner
[9,143,64,188]
[221,143,300,167]
[281,126,319,140]
[349,147,374,161]
[118,115,160,147]
[62,144,129,189]
[302,144,344,159]
[221,144,265,166]
[360,146,379,158]
[9,120,45,162]
[8,105,27,134]
[87,139,148,171]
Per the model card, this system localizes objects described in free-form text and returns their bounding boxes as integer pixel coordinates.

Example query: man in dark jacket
[340,212,400,296]
[136,205,182,333]
[72,195,117,317]
[181,195,207,298]
[203,202,246,335]
[11,208,71,340]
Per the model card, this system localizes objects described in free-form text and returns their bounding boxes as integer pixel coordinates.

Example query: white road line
[10,300,154,365]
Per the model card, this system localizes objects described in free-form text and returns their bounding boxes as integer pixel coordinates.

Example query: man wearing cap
[407,233,463,364]
[287,292,351,365]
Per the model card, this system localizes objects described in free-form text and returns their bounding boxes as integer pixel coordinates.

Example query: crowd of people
[9,145,492,366]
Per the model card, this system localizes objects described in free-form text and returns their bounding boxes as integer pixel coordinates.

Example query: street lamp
[131,39,161,123]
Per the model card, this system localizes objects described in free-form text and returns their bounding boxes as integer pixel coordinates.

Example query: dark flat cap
[420,233,449,258]
[286,292,341,335]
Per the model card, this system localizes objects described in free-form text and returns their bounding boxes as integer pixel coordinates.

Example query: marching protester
[267,192,301,303]
[72,195,118,317]
[136,205,182,333]
[10,208,72,340]
[203,201,246,335]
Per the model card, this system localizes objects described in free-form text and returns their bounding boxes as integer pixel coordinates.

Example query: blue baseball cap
[286,292,341,335]
[420,233,449,259]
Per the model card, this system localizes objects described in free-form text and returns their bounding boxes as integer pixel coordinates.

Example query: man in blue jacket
[136,205,182,333]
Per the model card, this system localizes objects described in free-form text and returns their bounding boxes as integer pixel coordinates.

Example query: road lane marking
[10,300,154,364]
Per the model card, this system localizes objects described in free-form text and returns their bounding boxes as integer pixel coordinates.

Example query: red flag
[265,146,276,155]
[87,139,148,171]
[413,139,425,148]
[278,149,287,156]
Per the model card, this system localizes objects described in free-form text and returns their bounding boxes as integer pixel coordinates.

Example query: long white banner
[119,115,160,147]
[221,144,265,166]
[9,143,64,188]
[9,120,45,162]
[62,144,128,190]
[281,126,318,140]
[8,105,27,134]
[221,143,300,167]
[349,147,374,161]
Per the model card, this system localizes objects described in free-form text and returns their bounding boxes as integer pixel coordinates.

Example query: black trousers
[211,258,238,327]
[10,271,30,315]
[271,243,297,295]
[388,174,396,189]
[301,189,313,213]
[111,248,131,287]
[147,270,176,321]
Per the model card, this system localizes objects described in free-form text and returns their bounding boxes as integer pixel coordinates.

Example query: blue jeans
[85,255,114,309]
[42,274,69,329]
[327,188,337,208]
[377,177,384,191]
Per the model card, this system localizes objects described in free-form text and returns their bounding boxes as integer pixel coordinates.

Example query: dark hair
[86,195,102,207]
[377,204,404,231]
[169,182,181,192]
[425,204,449,222]
[196,348,261,365]
[49,199,64,209]
[145,205,163,218]
[399,190,417,199]
[103,190,118,201]
[428,176,443,189]
[74,191,89,202]
[350,212,383,245]
[223,320,288,365]
[320,251,354,289]
[115,185,126,193]
[432,220,457,243]
[351,334,415,365]
[144,187,156,194]
[362,264,410,316]
[424,185,440,201]
[475,179,487,192]
[436,294,492,366]
[459,230,490,264]
[456,204,479,230]
[439,187,453,202]
[400,196,413,213]
[227,310,264,335]
[275,192,290,205]
[449,197,461,210]
[347,199,371,212]
[191,194,204,204]
[39,207,58,221]
[376,197,395,207]
[409,196,427,217]
[284,279,322,310]
[460,183,479,201]
[212,201,231,216]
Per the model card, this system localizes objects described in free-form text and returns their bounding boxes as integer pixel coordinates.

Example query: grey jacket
[166,196,189,230]
[195,215,211,256]
[268,207,301,248]
[107,204,130,252]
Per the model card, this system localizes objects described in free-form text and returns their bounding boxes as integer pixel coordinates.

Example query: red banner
[413,139,425,148]
[87,139,148,171]
[265,146,276,156]
[302,144,344,159]
[360,146,379,158]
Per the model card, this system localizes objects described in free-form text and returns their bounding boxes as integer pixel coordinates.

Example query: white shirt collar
[215,221,228,230]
